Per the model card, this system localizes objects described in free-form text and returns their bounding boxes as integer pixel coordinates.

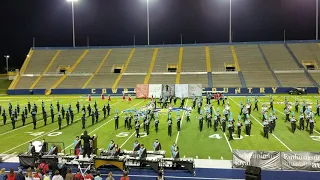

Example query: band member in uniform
[221,116,226,133]
[27,100,31,113]
[236,119,242,138]
[155,116,159,133]
[290,114,296,134]
[253,97,259,111]
[124,112,129,128]
[11,114,16,129]
[268,114,274,134]
[269,96,273,111]
[115,112,119,130]
[227,121,234,140]
[145,118,150,135]
[56,100,60,112]
[284,108,290,122]
[50,104,54,123]
[43,109,47,126]
[207,112,212,128]
[139,144,147,167]
[27,142,36,155]
[82,114,86,129]
[80,131,94,158]
[263,120,269,139]
[32,108,37,129]
[74,136,81,159]
[58,113,62,130]
[102,104,107,119]
[48,144,58,155]
[91,109,95,125]
[213,114,219,132]
[198,112,204,132]
[66,110,70,125]
[295,99,299,113]
[135,122,140,138]
[21,110,26,126]
[107,104,111,116]
[245,118,251,136]
[76,100,80,113]
[153,139,162,151]
[299,113,304,130]
[309,116,315,135]
[87,104,92,117]
[176,114,181,131]
[168,117,172,136]
[316,100,320,116]
[2,110,6,125]
[133,140,140,151]
[173,147,179,158]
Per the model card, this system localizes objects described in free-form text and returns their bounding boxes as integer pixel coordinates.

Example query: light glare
[67,0,78,2]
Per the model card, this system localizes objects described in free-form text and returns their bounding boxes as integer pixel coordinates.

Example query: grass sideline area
[0,95,319,160]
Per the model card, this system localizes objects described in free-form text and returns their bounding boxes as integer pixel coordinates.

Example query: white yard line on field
[229,97,292,152]
[175,99,189,144]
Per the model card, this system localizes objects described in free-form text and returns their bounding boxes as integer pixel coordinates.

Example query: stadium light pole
[4,55,10,75]
[147,0,150,45]
[67,0,77,48]
[229,0,232,43]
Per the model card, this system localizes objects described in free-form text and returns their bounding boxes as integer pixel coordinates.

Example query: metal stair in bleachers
[235,44,277,87]
[309,71,320,85]
[126,48,154,73]
[284,44,318,87]
[258,44,282,87]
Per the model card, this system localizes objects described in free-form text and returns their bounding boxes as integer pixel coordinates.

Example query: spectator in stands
[33,169,42,180]
[105,172,114,180]
[7,169,16,180]
[65,169,73,180]
[43,171,50,180]
[52,171,63,180]
[93,171,101,180]
[120,171,129,180]
[73,169,83,180]
[0,168,7,180]
[16,168,25,180]
[38,160,49,175]
[84,170,93,180]
[25,168,33,180]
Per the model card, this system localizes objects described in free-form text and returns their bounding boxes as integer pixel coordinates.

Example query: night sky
[0,0,318,72]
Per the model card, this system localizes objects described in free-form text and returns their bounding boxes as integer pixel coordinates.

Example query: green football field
[0,94,319,160]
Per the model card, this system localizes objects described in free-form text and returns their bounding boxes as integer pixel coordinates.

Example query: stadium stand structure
[11,41,320,92]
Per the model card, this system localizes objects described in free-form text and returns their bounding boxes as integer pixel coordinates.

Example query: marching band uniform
[91,109,95,125]
[284,108,290,122]
[153,140,162,151]
[155,118,159,133]
[61,105,65,119]
[269,97,273,110]
[268,116,273,134]
[228,121,234,140]
[108,141,115,151]
[2,110,6,125]
[290,116,296,134]
[221,116,226,133]
[309,118,315,135]
[253,97,258,111]
[76,100,80,113]
[245,119,251,136]
[32,108,37,129]
[168,119,172,136]
[295,100,299,113]
[58,113,62,130]
[176,115,181,131]
[57,101,60,112]
[135,122,140,138]
[198,114,204,132]
[102,104,107,119]
[207,113,212,128]
[43,109,47,126]
[81,114,86,129]
[316,100,320,116]
[115,113,119,130]
[145,119,150,135]
[236,120,242,138]
[50,104,54,123]
[66,110,70,125]
[133,141,140,151]
[299,113,304,130]
[21,110,26,126]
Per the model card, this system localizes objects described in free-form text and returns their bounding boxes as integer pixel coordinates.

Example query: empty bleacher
[98,48,132,73]
[307,43,320,65]
[181,46,206,72]
[275,72,313,87]
[57,76,90,89]
[33,76,62,89]
[287,43,317,65]
[209,45,234,71]
[73,49,110,73]
[153,47,180,72]
[180,74,208,87]
[15,76,39,89]
[85,74,119,88]
[149,74,176,84]
[47,49,85,73]
[309,71,320,85]
[117,75,145,88]
[24,50,58,74]
[212,73,241,87]
[242,71,277,87]
[235,45,277,86]
[125,48,154,73]
[260,44,299,70]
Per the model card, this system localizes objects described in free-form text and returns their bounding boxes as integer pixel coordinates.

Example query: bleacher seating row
[12,42,320,90]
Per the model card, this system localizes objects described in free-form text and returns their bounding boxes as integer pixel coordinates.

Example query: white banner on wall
[175,84,188,98]
[148,84,162,98]
[188,84,202,97]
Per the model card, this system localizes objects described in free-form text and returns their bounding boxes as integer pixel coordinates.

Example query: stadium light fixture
[67,0,78,48]
[4,55,10,74]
